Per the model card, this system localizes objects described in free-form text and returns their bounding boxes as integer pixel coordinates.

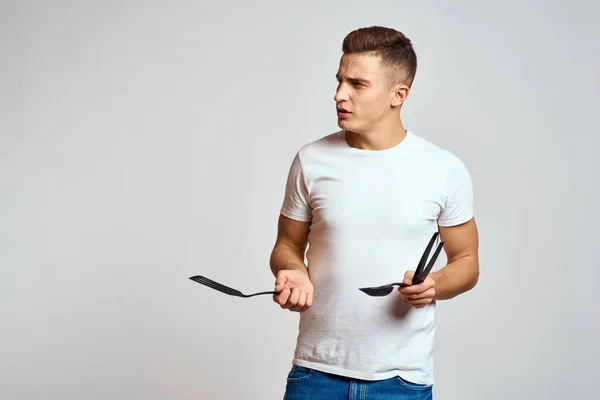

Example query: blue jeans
[283,365,433,400]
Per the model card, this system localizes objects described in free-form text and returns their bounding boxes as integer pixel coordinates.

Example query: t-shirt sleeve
[438,158,474,227]
[280,152,312,222]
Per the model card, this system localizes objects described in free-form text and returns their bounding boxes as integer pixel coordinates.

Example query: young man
[269,26,479,400]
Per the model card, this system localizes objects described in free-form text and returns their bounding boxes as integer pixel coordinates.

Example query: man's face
[334,53,399,133]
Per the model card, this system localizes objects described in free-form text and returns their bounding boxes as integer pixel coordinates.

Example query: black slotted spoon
[359,231,444,297]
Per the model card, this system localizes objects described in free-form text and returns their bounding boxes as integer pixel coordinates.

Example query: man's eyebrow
[335,74,370,84]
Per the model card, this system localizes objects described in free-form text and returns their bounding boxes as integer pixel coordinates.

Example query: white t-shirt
[279,129,474,385]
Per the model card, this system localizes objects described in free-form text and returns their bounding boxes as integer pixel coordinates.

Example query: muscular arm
[270,214,313,312]
[429,217,480,300]
[269,214,311,278]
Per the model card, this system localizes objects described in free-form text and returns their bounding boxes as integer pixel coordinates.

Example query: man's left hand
[398,270,436,309]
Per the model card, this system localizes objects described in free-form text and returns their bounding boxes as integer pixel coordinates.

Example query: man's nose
[334,84,348,103]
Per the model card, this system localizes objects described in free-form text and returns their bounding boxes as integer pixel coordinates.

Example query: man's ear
[391,83,410,107]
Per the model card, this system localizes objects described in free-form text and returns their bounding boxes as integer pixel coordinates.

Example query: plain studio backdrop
[1,0,598,399]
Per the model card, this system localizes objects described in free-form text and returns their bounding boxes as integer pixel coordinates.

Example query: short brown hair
[342,26,417,88]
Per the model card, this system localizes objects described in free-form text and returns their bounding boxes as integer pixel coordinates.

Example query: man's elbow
[467,256,480,291]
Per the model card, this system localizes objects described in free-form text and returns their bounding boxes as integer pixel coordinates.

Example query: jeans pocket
[395,376,433,392]
[286,365,314,383]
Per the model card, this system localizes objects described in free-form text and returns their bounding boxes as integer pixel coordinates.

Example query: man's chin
[337,119,350,129]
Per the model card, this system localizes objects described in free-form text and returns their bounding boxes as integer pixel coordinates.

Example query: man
[269,26,479,400]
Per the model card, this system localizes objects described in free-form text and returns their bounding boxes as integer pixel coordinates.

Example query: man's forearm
[269,244,309,278]
[429,255,479,300]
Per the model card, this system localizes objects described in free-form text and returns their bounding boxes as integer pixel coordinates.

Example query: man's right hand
[273,269,313,312]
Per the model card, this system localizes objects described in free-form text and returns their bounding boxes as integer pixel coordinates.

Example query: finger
[298,291,307,308]
[276,288,291,307]
[275,272,288,292]
[400,280,432,295]
[401,289,433,301]
[278,282,291,295]
[402,295,434,306]
[290,291,307,312]
[402,288,435,300]
[299,292,313,312]
[306,292,313,308]
[399,285,421,295]
[285,288,302,309]
[403,270,414,286]
[281,288,296,309]
[289,291,303,311]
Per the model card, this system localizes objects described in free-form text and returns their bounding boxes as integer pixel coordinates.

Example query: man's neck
[345,121,407,151]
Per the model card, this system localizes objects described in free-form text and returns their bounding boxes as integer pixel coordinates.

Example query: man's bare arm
[429,217,480,300]
[270,214,310,277]
[269,214,312,311]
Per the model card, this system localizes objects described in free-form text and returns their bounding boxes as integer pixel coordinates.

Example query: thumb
[403,270,414,285]
[275,272,288,292]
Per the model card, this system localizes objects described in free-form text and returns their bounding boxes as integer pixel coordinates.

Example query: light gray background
[1,0,598,399]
